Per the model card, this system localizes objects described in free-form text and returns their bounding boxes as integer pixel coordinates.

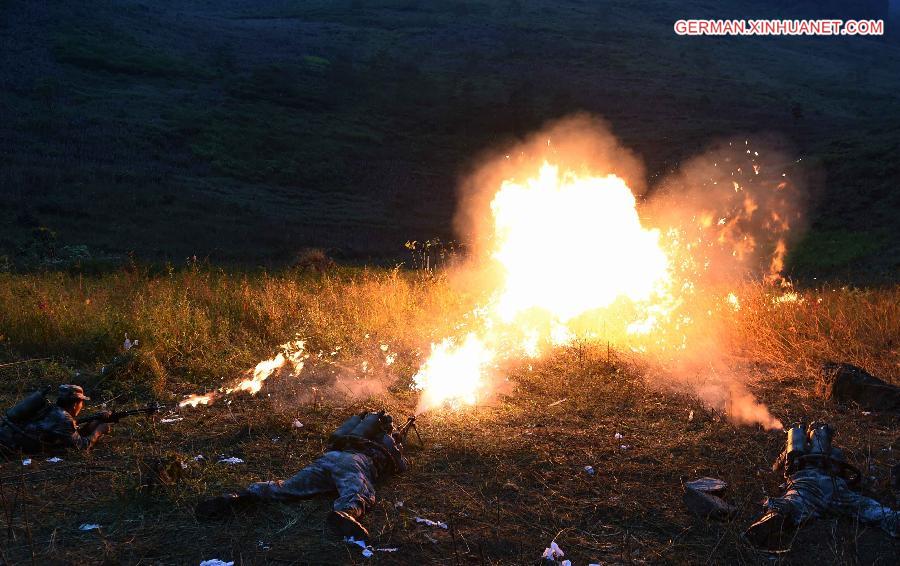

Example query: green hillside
[1,0,898,276]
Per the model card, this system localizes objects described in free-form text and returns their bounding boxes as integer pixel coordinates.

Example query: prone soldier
[744,422,899,550]
[196,410,410,540]
[0,385,112,454]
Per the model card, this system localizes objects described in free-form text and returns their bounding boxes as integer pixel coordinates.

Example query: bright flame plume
[412,131,799,431]
[179,340,307,408]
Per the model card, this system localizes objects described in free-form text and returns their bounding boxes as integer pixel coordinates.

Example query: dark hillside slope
[1,0,898,276]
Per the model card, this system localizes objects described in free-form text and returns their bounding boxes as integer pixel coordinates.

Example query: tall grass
[0,266,472,395]
[735,284,899,381]
[0,267,896,400]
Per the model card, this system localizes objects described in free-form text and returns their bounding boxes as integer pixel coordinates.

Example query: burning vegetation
[165,115,809,434]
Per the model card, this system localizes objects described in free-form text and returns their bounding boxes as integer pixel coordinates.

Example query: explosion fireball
[411,118,800,429]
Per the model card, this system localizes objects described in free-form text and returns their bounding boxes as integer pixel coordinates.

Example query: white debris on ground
[377,548,399,552]
[218,457,244,465]
[394,501,404,508]
[620,445,630,450]
[345,536,380,558]
[79,524,100,531]
[614,432,623,440]
[584,465,595,476]
[22,458,31,466]
[193,455,204,461]
[542,540,565,560]
[688,410,694,421]
[415,517,449,529]
[160,417,183,423]
[199,560,234,566]
[46,457,63,463]
[292,419,304,428]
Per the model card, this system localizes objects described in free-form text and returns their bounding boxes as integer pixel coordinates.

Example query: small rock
[685,477,727,494]
[683,486,736,520]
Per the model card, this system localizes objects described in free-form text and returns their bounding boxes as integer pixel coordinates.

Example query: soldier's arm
[49,414,107,450]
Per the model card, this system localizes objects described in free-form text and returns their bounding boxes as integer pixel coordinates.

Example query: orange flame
[179,340,306,408]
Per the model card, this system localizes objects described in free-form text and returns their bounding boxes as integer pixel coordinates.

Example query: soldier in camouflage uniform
[0,385,112,453]
[196,411,407,540]
[745,422,898,550]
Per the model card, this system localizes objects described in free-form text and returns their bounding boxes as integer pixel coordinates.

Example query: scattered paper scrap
[688,410,695,421]
[345,537,367,549]
[22,458,31,466]
[193,455,204,461]
[584,465,595,476]
[161,417,183,424]
[415,516,448,529]
[542,540,565,560]
[218,457,244,465]
[377,548,399,552]
[620,445,630,450]
[46,457,63,463]
[614,432,623,440]
[79,524,100,531]
[547,398,568,408]
[394,501,404,508]
[199,561,234,566]
[345,536,375,558]
[292,419,304,428]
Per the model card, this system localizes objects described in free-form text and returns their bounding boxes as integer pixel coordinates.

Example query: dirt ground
[1,346,896,565]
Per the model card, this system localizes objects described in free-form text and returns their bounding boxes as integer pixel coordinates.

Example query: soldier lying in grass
[744,422,898,550]
[0,385,113,454]
[196,410,408,541]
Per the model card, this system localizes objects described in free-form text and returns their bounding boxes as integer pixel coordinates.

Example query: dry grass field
[0,267,896,564]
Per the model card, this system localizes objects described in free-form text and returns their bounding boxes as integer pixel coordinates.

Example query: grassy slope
[0,0,898,275]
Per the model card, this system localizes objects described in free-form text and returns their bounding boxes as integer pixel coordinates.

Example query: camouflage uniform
[0,385,98,453]
[247,428,406,518]
[765,465,898,537]
[746,424,899,548]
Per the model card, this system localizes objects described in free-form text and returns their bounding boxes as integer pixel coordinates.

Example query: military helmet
[58,384,90,402]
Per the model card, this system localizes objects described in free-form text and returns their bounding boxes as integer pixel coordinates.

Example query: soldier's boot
[743,510,795,551]
[326,508,370,541]
[195,491,260,520]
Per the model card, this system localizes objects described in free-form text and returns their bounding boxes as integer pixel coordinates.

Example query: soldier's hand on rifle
[93,422,112,436]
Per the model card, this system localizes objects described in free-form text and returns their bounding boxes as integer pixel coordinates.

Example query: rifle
[77,402,163,425]
[397,416,423,446]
